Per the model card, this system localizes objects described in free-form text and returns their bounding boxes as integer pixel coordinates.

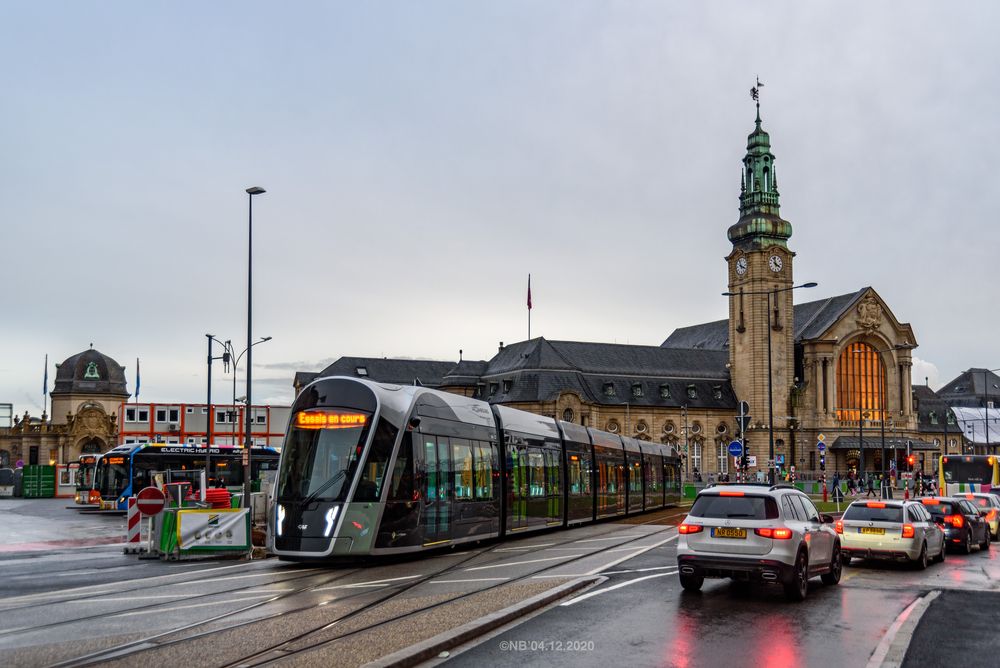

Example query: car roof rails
[769,483,796,491]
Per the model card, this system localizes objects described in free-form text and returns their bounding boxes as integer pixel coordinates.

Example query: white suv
[676,484,842,601]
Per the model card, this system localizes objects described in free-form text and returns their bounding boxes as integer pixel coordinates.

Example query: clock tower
[725,103,795,457]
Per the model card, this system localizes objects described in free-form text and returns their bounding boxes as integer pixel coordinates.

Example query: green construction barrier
[683,484,698,499]
[159,510,178,555]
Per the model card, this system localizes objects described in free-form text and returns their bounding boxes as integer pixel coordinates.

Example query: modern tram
[271,377,682,559]
[73,454,102,505]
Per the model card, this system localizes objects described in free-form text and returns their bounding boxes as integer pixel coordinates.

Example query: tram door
[422,434,452,543]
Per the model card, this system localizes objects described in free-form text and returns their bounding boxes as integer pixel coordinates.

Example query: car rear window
[690,494,779,519]
[843,505,904,522]
[922,502,955,516]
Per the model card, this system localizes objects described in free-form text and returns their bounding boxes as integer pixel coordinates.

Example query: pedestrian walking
[866,474,876,498]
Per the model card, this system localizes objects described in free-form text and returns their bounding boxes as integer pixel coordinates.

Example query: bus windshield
[76,458,99,491]
[96,456,130,498]
[941,457,995,485]
[276,410,372,502]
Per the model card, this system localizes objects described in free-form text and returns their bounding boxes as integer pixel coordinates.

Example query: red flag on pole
[527,274,532,310]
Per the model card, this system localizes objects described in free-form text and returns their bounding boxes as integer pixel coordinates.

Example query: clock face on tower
[768,255,783,272]
[735,257,747,275]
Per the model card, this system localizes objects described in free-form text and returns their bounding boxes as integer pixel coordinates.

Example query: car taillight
[754,527,792,540]
[945,514,964,528]
[678,523,703,535]
[835,520,843,534]
[987,510,998,522]
[902,524,915,538]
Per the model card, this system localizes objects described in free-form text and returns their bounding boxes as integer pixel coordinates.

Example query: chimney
[499,341,504,352]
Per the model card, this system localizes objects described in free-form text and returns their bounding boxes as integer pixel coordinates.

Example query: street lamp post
[206,334,235,481]
[244,186,265,508]
[229,337,272,445]
[722,281,818,485]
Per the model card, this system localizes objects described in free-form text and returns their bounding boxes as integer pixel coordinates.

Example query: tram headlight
[276,504,286,537]
[324,506,340,538]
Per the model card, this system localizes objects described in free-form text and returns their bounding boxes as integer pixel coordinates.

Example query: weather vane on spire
[750,77,763,106]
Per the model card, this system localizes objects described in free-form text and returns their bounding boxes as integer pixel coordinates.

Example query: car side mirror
[821,514,834,524]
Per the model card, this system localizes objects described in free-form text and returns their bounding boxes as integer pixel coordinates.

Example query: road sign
[747,455,757,467]
[728,441,744,457]
[817,442,825,451]
[736,401,751,433]
[818,433,825,442]
[136,486,166,516]
[776,454,785,465]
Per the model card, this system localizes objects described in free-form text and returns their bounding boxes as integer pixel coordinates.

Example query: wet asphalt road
[4,500,1000,667]
[443,533,1000,668]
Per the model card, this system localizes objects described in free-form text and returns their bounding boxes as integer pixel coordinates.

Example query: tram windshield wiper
[300,469,348,508]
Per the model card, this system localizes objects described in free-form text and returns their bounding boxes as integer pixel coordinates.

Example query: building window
[186,437,197,445]
[489,382,498,396]
[691,422,702,435]
[202,407,208,414]
[632,384,643,398]
[686,385,697,399]
[604,382,615,397]
[474,384,484,398]
[156,408,167,422]
[928,411,938,425]
[562,408,574,422]
[255,410,267,424]
[712,386,723,400]
[186,407,194,414]
[663,421,675,434]
[169,408,179,422]
[216,410,232,424]
[716,442,728,474]
[947,412,956,425]
[503,379,513,393]
[636,420,648,434]
[607,420,620,433]
[691,440,702,472]
[659,385,671,399]
[836,341,886,421]
[716,423,728,434]
[356,367,368,376]
[125,407,149,423]
[809,451,816,470]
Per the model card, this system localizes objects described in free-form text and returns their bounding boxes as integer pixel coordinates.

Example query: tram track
[59,522,676,668]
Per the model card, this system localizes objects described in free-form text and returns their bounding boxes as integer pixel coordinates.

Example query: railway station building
[304,109,969,481]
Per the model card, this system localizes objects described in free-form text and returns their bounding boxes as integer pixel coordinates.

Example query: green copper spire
[728,84,793,250]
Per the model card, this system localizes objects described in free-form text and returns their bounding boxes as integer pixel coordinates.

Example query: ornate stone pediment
[68,402,115,440]
[855,295,883,332]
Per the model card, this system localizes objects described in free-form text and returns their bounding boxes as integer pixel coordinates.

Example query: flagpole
[43,354,48,419]
[527,274,532,340]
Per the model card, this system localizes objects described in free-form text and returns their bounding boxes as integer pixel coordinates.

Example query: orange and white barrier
[124,497,142,554]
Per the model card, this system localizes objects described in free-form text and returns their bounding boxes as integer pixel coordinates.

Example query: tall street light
[723,281,818,484]
[244,186,265,507]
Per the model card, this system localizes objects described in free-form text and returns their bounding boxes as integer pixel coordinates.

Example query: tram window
[452,440,474,501]
[387,432,414,502]
[528,449,546,497]
[546,450,560,496]
[474,442,493,500]
[356,418,399,501]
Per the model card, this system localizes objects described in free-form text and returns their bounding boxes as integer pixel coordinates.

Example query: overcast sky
[3,2,998,416]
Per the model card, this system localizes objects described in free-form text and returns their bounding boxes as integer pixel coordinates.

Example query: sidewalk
[0,497,124,555]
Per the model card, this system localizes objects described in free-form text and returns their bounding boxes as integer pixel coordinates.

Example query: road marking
[561,571,678,606]
[600,565,678,576]
[464,556,570,571]
[573,535,647,543]
[429,578,511,584]
[584,532,679,575]
[314,575,422,591]
[111,593,276,617]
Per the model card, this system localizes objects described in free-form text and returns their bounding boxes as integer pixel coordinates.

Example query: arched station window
[836,342,886,421]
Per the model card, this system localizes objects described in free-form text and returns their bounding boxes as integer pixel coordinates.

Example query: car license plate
[859,527,885,535]
[713,527,747,539]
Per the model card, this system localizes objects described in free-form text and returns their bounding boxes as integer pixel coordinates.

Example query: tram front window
[96,457,130,498]
[277,410,372,502]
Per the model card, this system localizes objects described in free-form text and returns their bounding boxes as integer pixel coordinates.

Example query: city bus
[74,454,102,505]
[938,455,1000,495]
[94,443,280,511]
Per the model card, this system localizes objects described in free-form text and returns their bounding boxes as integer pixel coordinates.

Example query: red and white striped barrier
[124,496,142,554]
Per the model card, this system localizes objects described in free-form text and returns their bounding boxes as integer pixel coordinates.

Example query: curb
[365,576,600,668]
[866,589,940,668]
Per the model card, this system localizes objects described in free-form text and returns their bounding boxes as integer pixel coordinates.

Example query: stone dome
[51,347,129,397]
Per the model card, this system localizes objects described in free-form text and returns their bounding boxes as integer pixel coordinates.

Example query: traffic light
[819,454,826,471]
[907,455,916,467]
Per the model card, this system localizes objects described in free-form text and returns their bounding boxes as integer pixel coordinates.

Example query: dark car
[919,497,991,554]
